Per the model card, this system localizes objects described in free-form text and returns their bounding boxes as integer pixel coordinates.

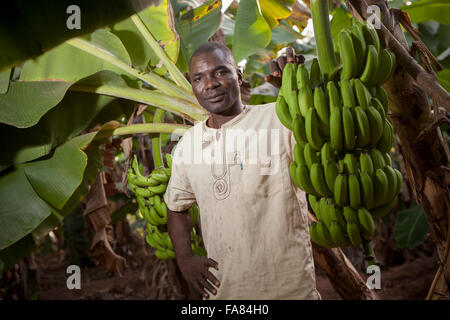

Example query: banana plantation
[0,0,448,301]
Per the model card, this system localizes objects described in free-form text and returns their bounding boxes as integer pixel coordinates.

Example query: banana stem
[362,239,377,266]
[152,108,165,168]
[310,0,340,79]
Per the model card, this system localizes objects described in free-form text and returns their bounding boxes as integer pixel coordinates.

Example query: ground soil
[34,244,438,300]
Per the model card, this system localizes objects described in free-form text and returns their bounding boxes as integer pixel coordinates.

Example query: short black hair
[189,42,236,69]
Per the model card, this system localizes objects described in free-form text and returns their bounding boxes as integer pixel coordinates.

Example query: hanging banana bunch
[278,0,400,266]
[127,154,205,260]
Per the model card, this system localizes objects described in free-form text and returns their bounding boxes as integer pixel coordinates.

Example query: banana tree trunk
[347,0,450,299]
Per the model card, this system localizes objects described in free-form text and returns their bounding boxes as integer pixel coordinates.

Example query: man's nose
[205,76,220,90]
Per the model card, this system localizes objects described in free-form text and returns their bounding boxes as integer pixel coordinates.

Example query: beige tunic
[164,102,321,300]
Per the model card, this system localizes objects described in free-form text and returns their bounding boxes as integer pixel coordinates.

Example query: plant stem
[310,0,340,79]
[362,239,377,266]
[66,37,198,105]
[152,108,165,168]
[131,14,192,93]
[94,122,190,140]
[70,83,207,123]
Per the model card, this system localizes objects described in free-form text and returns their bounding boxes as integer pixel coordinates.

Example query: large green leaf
[20,29,132,83]
[0,81,73,128]
[401,0,450,25]
[232,0,271,63]
[24,132,97,210]
[259,0,295,30]
[0,0,160,71]
[0,167,52,250]
[394,202,430,249]
[0,90,114,165]
[0,68,11,94]
[176,0,222,65]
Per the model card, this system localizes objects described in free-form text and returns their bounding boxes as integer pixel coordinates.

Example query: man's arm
[167,207,220,299]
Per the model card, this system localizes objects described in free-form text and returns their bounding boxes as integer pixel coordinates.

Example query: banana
[190,205,200,225]
[330,220,352,247]
[359,152,374,177]
[383,152,392,167]
[147,183,167,194]
[297,64,310,89]
[282,62,300,118]
[165,153,173,170]
[342,106,356,150]
[130,184,155,198]
[308,194,321,219]
[334,173,349,207]
[371,97,387,124]
[310,163,333,197]
[350,20,367,76]
[347,220,363,246]
[304,143,320,169]
[151,170,170,183]
[367,106,384,145]
[377,119,394,154]
[353,79,372,109]
[360,45,379,85]
[373,168,389,207]
[292,114,308,147]
[338,158,345,173]
[149,204,167,225]
[343,206,360,227]
[314,87,330,137]
[340,79,356,108]
[153,195,168,221]
[358,207,375,240]
[372,87,389,115]
[305,108,324,151]
[369,148,386,170]
[338,29,357,80]
[362,22,380,56]
[324,159,338,192]
[348,173,361,209]
[309,223,329,247]
[127,170,159,188]
[394,168,403,195]
[310,58,323,88]
[290,161,301,188]
[383,165,398,203]
[354,106,371,147]
[318,197,328,223]
[141,206,159,226]
[330,107,344,151]
[298,86,314,118]
[297,163,320,196]
[385,49,397,83]
[154,249,172,260]
[367,48,393,87]
[275,95,293,130]
[370,196,398,219]
[320,142,336,166]
[321,198,333,227]
[145,232,165,251]
[360,172,374,209]
[344,153,358,175]
[294,143,306,166]
[317,220,335,247]
[327,81,342,110]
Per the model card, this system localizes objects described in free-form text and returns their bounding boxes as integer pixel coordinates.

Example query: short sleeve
[163,138,196,212]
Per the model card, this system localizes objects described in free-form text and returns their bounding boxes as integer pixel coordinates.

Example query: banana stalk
[310,0,340,80]
[152,108,165,168]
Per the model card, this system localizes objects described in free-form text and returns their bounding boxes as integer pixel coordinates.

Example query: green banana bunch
[275,11,401,261]
[127,154,206,260]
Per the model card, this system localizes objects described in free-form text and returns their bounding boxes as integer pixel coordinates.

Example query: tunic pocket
[242,154,283,197]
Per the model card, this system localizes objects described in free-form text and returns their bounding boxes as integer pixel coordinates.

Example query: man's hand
[177,255,220,299]
[264,47,305,88]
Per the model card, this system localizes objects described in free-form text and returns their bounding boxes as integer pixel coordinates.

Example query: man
[164,42,320,300]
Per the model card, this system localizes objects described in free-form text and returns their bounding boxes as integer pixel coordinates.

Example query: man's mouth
[207,93,225,103]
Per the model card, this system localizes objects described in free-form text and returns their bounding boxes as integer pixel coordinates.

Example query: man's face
[189,48,242,114]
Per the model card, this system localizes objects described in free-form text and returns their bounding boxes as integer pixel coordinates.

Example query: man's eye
[193,78,200,82]
[216,70,227,76]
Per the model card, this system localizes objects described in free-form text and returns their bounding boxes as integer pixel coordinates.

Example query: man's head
[189,42,243,115]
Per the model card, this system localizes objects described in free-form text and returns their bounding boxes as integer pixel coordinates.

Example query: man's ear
[237,68,243,86]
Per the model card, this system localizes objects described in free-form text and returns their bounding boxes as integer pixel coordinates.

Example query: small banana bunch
[127,154,205,259]
[276,18,401,260]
